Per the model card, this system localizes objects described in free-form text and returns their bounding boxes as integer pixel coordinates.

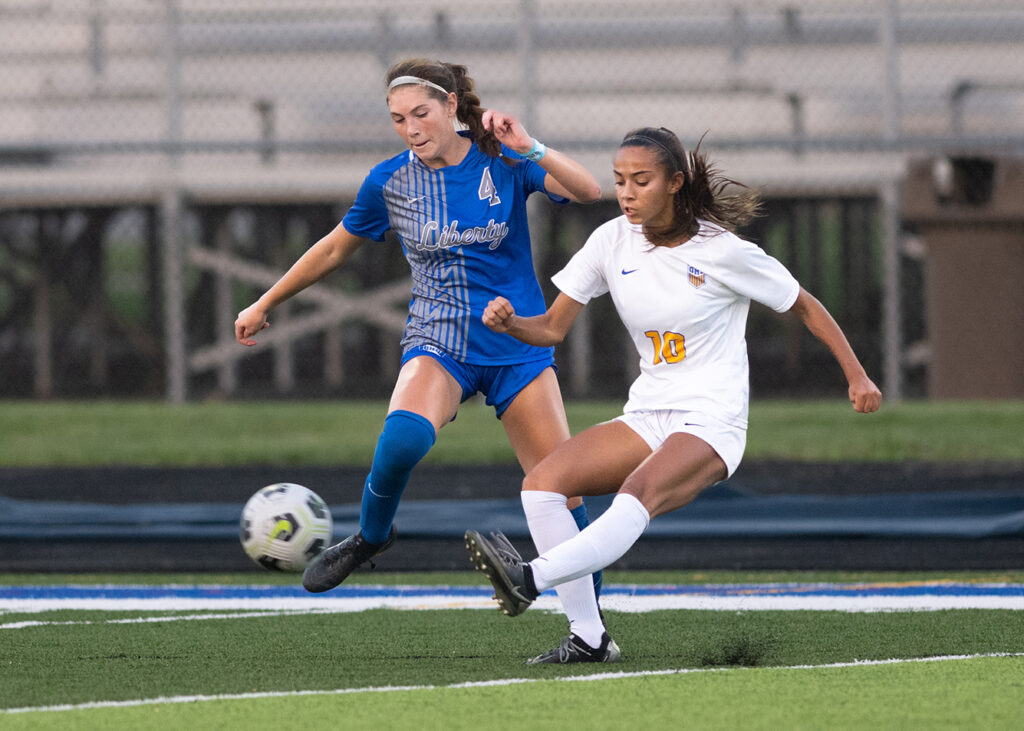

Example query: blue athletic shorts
[401,345,555,418]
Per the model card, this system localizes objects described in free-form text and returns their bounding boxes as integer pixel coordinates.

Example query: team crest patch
[688,266,706,288]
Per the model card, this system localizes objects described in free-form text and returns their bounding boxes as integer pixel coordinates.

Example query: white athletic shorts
[614,408,746,478]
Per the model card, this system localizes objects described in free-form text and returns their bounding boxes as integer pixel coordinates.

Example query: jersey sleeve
[341,172,390,242]
[550,224,611,304]
[712,233,801,313]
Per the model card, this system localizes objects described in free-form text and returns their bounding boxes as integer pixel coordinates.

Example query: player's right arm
[482,293,585,347]
[235,222,365,346]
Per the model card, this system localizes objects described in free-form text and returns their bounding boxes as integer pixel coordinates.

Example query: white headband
[387,75,452,97]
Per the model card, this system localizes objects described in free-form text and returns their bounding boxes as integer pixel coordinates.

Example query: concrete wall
[904,157,1024,399]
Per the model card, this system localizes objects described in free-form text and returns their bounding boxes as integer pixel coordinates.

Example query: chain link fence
[1,0,1022,401]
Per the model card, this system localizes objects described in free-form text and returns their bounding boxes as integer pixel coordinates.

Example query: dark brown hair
[620,127,761,246]
[386,59,503,159]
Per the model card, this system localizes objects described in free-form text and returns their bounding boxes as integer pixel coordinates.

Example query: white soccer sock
[521,491,576,553]
[530,492,651,592]
[521,491,605,648]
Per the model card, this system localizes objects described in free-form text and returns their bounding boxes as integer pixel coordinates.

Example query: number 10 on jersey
[645,330,687,364]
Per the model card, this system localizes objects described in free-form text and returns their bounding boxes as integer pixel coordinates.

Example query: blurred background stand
[1,0,1022,403]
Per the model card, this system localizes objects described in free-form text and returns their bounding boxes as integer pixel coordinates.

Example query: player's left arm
[482,109,601,203]
[788,287,882,413]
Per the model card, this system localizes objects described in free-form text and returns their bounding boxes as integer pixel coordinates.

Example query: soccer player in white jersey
[467,126,882,664]
[235,60,609,631]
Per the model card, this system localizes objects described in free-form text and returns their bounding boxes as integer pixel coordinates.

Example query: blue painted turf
[3,582,1024,601]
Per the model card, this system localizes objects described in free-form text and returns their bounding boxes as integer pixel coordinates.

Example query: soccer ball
[239,483,333,572]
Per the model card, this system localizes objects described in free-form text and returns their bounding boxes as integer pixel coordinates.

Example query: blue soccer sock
[359,410,436,545]
[570,502,603,600]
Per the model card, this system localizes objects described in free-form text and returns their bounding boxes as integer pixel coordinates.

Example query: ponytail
[446,64,502,159]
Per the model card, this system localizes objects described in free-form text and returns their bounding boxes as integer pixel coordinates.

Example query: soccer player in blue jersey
[235,59,612,651]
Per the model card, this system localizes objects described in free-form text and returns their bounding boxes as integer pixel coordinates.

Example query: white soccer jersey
[552,216,800,428]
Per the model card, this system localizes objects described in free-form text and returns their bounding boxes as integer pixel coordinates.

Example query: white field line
[0,608,338,630]
[3,591,1024,620]
[3,580,1024,626]
[599,595,1024,612]
[3,652,1023,716]
[2,593,1024,630]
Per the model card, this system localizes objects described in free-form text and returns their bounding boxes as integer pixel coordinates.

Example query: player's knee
[621,470,712,519]
[372,410,436,473]
[619,473,661,515]
[522,468,559,494]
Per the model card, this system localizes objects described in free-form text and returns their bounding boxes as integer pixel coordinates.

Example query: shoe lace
[488,531,524,568]
[560,635,592,662]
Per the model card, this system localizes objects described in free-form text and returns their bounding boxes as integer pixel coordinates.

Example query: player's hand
[482,296,516,333]
[848,375,882,413]
[481,109,531,154]
[235,303,270,346]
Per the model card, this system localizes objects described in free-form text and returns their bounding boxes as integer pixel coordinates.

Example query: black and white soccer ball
[239,483,333,572]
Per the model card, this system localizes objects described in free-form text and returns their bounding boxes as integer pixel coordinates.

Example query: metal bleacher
[3,0,1023,203]
[1,1,1023,403]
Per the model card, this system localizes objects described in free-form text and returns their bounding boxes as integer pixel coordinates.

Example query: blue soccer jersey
[342,136,564,365]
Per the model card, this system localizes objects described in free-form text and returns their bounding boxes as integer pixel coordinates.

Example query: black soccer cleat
[464,529,538,617]
[526,632,622,665]
[302,526,396,593]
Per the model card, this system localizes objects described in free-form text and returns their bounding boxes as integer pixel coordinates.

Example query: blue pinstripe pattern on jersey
[383,157,471,360]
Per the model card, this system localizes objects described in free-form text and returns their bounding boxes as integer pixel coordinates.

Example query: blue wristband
[524,138,546,162]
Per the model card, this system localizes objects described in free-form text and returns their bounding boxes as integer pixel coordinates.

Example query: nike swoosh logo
[621,268,639,275]
[406,196,425,206]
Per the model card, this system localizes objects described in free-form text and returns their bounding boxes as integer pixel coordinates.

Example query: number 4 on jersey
[479,168,501,206]
[645,330,686,364]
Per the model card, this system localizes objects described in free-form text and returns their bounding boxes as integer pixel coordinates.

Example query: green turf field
[2,399,1022,466]
[4,657,1021,731]
[1,571,1023,730]
[2,401,1021,727]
